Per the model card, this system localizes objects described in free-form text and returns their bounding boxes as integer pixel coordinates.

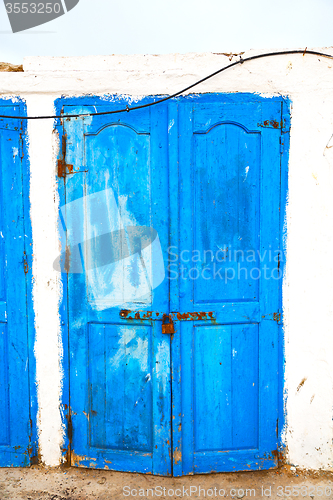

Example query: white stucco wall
[1,48,333,470]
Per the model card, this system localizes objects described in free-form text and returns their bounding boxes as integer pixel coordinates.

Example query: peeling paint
[174,447,182,465]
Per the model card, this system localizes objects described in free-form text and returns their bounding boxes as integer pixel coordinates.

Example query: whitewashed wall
[1,49,333,470]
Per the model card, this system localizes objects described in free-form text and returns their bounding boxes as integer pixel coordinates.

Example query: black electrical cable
[0,49,332,120]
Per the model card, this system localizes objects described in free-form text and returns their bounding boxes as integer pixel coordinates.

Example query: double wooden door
[59,94,287,475]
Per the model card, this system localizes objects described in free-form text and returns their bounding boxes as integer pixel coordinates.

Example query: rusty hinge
[273,312,281,323]
[58,134,73,178]
[162,314,175,334]
[58,159,74,178]
[57,133,88,178]
[261,311,282,324]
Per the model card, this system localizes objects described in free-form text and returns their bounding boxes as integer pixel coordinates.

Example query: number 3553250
[5,3,62,14]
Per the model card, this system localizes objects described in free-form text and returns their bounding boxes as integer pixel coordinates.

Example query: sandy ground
[0,466,333,500]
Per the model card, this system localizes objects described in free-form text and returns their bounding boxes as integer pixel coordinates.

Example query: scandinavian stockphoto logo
[52,189,282,308]
[53,188,165,309]
[4,0,80,33]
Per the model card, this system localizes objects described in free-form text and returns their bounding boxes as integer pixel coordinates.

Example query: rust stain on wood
[71,452,96,467]
[174,447,182,464]
[64,245,71,274]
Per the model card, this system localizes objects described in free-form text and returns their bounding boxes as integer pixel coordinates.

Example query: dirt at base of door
[0,465,333,500]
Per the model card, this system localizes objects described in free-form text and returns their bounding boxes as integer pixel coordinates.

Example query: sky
[0,0,333,64]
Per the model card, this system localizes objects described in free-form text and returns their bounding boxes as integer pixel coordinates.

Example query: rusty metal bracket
[23,251,29,275]
[261,311,283,324]
[58,133,73,179]
[57,160,88,178]
[57,158,74,179]
[258,119,284,130]
[57,132,87,178]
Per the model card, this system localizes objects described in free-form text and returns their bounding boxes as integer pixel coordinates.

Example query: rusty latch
[162,314,175,335]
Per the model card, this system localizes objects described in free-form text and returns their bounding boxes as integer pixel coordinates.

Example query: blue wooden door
[61,100,171,474]
[171,95,285,475]
[60,94,286,475]
[0,103,34,466]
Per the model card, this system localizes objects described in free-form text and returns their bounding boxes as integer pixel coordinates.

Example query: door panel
[193,323,259,452]
[0,104,33,466]
[192,122,260,303]
[88,323,153,452]
[62,102,171,475]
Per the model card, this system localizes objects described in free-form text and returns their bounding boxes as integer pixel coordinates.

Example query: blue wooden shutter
[0,103,34,466]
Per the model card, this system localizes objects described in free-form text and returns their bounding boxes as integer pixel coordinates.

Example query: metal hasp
[162,314,175,335]
[119,310,216,321]
[119,310,217,336]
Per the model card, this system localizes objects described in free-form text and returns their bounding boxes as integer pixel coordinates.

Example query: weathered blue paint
[0,100,36,466]
[56,93,289,475]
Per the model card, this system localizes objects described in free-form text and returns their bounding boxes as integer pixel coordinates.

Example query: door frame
[0,98,37,466]
[55,93,290,473]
